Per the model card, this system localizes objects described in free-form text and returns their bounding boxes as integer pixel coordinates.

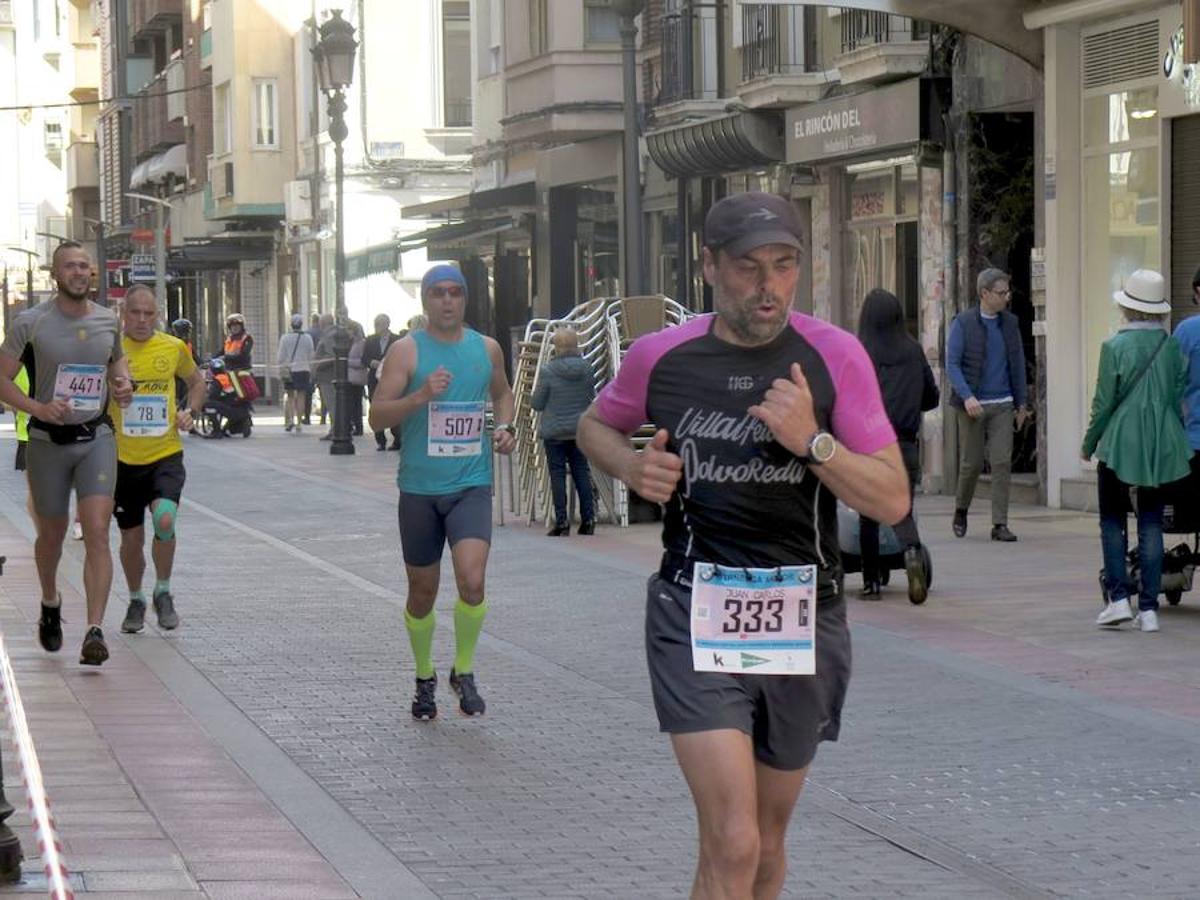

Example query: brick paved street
[0,424,1199,898]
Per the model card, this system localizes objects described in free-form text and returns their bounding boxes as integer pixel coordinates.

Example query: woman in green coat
[1083,269,1191,633]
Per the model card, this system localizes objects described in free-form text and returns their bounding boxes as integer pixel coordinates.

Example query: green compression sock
[453,598,488,676]
[154,579,170,596]
[404,609,437,680]
[129,589,145,603]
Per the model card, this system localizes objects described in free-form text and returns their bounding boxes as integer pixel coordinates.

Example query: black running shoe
[449,668,486,717]
[38,603,62,653]
[153,591,179,630]
[411,675,438,721]
[79,627,109,666]
[121,599,146,634]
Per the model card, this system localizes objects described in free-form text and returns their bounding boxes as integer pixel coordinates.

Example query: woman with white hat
[1083,269,1191,633]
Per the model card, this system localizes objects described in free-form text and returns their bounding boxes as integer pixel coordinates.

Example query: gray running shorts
[397,486,493,567]
[25,427,118,519]
[645,573,851,771]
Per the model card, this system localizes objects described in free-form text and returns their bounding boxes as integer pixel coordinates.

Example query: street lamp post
[125,192,170,307]
[615,0,646,297]
[5,248,37,309]
[314,9,358,457]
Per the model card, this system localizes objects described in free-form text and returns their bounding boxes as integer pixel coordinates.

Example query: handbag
[281,332,303,388]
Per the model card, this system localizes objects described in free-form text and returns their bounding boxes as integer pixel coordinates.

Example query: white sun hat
[1113,269,1171,315]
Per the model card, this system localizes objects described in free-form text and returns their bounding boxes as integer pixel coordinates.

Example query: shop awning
[402,182,536,220]
[646,112,783,179]
[346,242,400,282]
[146,144,188,183]
[168,234,274,272]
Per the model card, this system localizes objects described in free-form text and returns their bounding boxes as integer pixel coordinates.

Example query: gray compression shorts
[645,573,851,771]
[25,427,118,518]
[397,486,493,566]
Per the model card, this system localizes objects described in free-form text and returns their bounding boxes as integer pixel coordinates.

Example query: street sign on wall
[129,253,156,282]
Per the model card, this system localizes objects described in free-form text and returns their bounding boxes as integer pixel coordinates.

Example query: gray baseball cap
[703,192,803,259]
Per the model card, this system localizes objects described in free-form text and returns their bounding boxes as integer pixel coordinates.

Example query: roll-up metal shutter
[1171,115,1200,326]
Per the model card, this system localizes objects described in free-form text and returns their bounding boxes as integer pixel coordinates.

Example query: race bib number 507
[427,401,485,457]
[690,563,816,675]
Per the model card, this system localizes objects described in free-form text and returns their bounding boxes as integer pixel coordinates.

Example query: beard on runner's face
[57,275,90,301]
[715,282,791,345]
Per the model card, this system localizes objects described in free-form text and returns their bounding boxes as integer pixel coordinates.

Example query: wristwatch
[806,431,836,465]
[496,423,516,436]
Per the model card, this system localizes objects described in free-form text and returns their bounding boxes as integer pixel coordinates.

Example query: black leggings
[860,440,921,580]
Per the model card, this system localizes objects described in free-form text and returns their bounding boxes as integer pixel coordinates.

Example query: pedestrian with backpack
[1084,269,1191,633]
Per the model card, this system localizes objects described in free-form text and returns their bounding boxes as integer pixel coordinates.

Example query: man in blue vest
[368,264,516,721]
[946,268,1028,542]
[1173,265,1200,478]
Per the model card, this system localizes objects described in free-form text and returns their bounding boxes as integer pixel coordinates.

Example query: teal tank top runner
[398,328,494,494]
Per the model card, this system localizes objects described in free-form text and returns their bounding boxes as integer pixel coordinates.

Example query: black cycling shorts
[397,486,492,567]
[114,452,187,531]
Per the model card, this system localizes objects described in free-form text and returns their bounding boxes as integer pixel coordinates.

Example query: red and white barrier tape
[0,632,72,899]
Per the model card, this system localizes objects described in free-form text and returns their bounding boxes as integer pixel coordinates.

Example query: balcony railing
[658,1,721,105]
[132,72,185,160]
[740,3,811,82]
[200,28,212,64]
[445,98,472,128]
[131,0,182,41]
[839,10,930,55]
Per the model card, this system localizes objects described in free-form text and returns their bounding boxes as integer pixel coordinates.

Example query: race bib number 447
[690,563,816,675]
[428,401,485,457]
[53,364,105,412]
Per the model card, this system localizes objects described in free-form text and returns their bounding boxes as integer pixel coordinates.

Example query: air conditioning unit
[285,180,312,224]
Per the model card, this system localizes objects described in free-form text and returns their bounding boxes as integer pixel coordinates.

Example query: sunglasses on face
[427,285,465,299]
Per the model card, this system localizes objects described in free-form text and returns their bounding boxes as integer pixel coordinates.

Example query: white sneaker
[1135,609,1160,633]
[70,521,83,541]
[1096,598,1133,627]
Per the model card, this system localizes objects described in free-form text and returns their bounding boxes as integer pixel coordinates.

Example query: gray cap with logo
[703,192,803,259]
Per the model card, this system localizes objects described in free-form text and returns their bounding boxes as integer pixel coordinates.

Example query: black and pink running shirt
[595,312,896,584]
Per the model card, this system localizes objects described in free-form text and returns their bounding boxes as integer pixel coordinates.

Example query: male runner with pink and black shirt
[578,192,910,899]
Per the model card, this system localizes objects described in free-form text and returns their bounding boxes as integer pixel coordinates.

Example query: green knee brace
[151,499,178,542]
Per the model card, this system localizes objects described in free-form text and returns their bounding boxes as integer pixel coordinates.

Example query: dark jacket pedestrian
[1085,269,1190,634]
[946,268,1029,542]
[530,328,597,535]
[363,314,402,450]
[856,288,937,602]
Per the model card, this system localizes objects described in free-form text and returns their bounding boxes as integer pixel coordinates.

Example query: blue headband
[421,264,467,298]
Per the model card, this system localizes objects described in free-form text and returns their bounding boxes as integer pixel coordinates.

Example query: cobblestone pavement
[1,426,1200,897]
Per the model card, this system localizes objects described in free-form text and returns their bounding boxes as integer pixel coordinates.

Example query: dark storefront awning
[646,112,784,179]
[402,182,536,220]
[168,235,274,272]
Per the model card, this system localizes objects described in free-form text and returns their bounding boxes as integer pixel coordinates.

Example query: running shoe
[153,591,179,630]
[449,668,486,717]
[121,598,146,634]
[71,521,83,541]
[37,602,62,652]
[411,675,438,721]
[79,627,109,666]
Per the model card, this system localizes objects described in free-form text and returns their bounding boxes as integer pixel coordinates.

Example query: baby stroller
[1098,483,1199,607]
[837,501,932,604]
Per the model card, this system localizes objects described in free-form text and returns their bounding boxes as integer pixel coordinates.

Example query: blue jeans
[544,439,595,527]
[1098,463,1164,612]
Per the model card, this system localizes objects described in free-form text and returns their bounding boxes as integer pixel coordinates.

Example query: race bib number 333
[690,563,816,675]
[427,401,485,457]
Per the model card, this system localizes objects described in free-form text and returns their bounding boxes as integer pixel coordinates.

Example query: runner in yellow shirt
[108,284,206,633]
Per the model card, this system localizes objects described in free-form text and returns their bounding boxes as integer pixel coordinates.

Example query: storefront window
[845,164,919,332]
[1082,86,1160,411]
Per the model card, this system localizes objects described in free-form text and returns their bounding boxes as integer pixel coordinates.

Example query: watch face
[812,432,835,462]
